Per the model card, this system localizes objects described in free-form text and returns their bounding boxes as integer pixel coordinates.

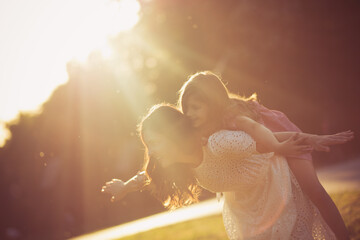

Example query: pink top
[225,100,312,161]
[251,101,312,161]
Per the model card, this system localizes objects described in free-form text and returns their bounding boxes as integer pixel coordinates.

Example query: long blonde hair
[137,104,202,210]
[178,71,260,126]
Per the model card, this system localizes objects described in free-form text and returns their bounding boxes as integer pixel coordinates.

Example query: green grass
[330,191,360,239]
[118,214,228,240]
[118,191,360,240]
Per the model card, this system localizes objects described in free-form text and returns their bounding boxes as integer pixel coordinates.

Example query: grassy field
[118,191,360,240]
[331,191,360,239]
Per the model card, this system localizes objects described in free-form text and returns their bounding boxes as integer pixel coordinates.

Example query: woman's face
[143,129,180,168]
[184,95,210,128]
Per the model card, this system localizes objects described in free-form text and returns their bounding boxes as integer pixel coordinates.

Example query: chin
[193,120,205,128]
[191,122,200,128]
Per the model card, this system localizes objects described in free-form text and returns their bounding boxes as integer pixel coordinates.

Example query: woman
[102,104,351,239]
[177,71,353,240]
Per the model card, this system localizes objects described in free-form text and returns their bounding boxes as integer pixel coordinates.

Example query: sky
[0,0,141,146]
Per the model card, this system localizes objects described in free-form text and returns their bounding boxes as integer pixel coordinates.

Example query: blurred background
[0,0,359,239]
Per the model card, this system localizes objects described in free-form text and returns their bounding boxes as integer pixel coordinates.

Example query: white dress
[193,130,336,240]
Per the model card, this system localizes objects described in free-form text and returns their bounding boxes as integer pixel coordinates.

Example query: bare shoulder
[234,115,256,123]
[233,115,258,130]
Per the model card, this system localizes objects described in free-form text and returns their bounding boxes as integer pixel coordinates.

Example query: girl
[102,104,351,239]
[177,71,353,240]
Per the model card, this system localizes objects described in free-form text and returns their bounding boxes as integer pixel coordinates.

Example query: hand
[101,172,150,202]
[307,130,354,152]
[279,133,313,156]
[101,179,127,202]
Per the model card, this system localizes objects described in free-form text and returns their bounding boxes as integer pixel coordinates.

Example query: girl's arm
[273,132,313,142]
[273,130,354,152]
[233,116,313,156]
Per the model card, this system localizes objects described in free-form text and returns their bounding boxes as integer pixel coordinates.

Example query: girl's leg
[287,159,350,240]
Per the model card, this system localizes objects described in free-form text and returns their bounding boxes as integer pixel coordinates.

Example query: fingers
[303,146,314,152]
[101,184,110,192]
[315,145,330,152]
[294,136,307,145]
[325,135,353,145]
[290,133,300,140]
[332,132,353,139]
[285,133,299,144]
[101,181,116,192]
[333,130,354,139]
[101,185,117,202]
[288,133,308,146]
[336,130,353,135]
[101,187,118,203]
[321,131,354,146]
[295,145,313,154]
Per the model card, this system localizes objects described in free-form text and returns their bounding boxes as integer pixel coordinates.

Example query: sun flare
[60,0,141,60]
[0,0,141,146]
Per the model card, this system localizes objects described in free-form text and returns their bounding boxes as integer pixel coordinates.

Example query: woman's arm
[102,171,151,202]
[233,116,313,156]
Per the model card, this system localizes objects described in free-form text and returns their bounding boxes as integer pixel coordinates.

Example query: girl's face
[143,129,180,168]
[184,95,210,128]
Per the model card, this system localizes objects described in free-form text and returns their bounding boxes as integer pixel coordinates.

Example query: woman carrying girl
[177,71,352,239]
[102,101,352,239]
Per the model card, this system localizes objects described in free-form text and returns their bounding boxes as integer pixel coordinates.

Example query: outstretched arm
[273,130,354,152]
[232,116,313,156]
[102,171,151,202]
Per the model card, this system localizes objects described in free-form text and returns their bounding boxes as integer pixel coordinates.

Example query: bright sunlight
[0,0,141,147]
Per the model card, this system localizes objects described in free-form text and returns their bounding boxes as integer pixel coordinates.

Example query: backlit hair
[137,103,202,210]
[178,71,260,127]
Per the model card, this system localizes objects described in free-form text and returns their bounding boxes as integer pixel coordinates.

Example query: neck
[176,150,203,168]
[174,133,204,168]
[198,121,222,138]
